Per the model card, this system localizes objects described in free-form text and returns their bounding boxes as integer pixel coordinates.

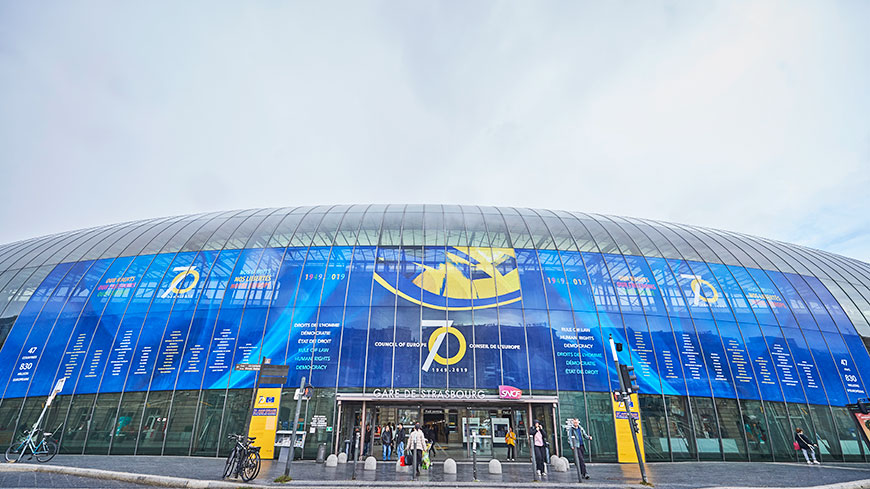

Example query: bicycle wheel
[5,441,24,462]
[35,440,57,463]
[240,451,260,482]
[222,449,238,479]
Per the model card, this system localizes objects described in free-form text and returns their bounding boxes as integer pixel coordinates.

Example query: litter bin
[316,443,327,463]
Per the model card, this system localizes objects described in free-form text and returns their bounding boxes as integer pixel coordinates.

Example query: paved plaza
[1,455,870,488]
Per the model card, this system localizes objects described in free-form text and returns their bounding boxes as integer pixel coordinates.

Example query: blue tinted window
[582,253,620,314]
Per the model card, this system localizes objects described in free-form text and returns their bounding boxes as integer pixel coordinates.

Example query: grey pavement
[0,470,151,488]
[1,455,870,488]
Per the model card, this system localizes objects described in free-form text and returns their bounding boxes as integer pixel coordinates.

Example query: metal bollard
[472,432,479,481]
[571,432,583,483]
[351,432,359,480]
[412,446,418,481]
[529,435,538,481]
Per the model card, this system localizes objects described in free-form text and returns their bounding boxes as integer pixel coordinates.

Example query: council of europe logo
[373,247,522,310]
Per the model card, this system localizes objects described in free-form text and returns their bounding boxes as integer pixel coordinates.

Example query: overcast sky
[0,1,868,262]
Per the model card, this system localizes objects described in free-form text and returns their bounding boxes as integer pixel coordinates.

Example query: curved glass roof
[1,205,869,335]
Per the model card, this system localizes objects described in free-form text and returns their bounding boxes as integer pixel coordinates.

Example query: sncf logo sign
[499,385,523,400]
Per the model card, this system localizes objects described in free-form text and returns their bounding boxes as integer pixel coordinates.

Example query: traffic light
[619,363,639,394]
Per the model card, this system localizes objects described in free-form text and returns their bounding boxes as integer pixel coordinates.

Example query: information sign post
[31,377,66,433]
[283,376,312,478]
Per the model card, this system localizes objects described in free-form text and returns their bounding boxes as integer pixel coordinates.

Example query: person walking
[795,428,820,465]
[568,418,593,479]
[530,419,549,476]
[505,426,517,461]
[407,423,427,475]
[363,424,372,457]
[381,424,393,461]
[425,424,436,460]
[395,423,406,460]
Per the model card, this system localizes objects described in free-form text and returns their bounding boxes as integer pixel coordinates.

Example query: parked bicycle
[5,427,59,463]
[222,434,261,482]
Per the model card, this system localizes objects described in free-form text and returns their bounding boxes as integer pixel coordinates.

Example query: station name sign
[372,388,487,400]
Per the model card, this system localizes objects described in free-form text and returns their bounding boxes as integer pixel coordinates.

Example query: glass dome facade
[0,205,868,462]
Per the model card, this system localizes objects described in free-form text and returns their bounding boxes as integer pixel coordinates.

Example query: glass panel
[109,391,146,454]
[463,209,488,247]
[670,225,720,263]
[120,218,184,256]
[0,398,24,446]
[355,210,383,246]
[502,213,532,249]
[830,406,865,462]
[646,221,702,261]
[402,212,425,246]
[809,404,843,462]
[609,217,662,257]
[224,215,268,249]
[159,218,212,253]
[594,216,641,256]
[137,391,173,454]
[716,398,748,460]
[523,214,556,249]
[244,211,289,249]
[379,211,404,246]
[640,394,670,461]
[192,389,225,456]
[59,225,124,262]
[164,390,198,455]
[334,212,363,247]
[138,219,196,255]
[740,399,773,461]
[573,214,618,254]
[585,392,617,462]
[691,397,722,460]
[84,393,122,454]
[181,215,233,252]
[62,394,97,454]
[482,212,510,248]
[266,210,307,248]
[623,218,681,259]
[218,389,252,457]
[664,396,698,460]
[312,210,343,247]
[444,213,466,247]
[764,401,795,461]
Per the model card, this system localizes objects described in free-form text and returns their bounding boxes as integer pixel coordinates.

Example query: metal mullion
[4,220,146,441]
[330,205,369,453]
[595,214,677,461]
[158,214,249,457]
[714,233,828,459]
[129,218,219,455]
[360,208,387,394]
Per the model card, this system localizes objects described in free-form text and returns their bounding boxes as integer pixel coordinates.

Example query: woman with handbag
[794,428,820,465]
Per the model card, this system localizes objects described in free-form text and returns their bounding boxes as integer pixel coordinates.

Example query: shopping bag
[399,455,406,466]
[793,441,800,451]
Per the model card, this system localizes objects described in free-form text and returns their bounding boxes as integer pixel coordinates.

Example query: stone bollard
[337,452,348,464]
[443,458,457,474]
[325,454,338,467]
[488,459,502,474]
[561,456,570,469]
[552,457,567,472]
[396,459,410,472]
[364,456,377,470]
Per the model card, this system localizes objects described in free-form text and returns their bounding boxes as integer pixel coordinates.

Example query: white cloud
[0,0,867,262]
